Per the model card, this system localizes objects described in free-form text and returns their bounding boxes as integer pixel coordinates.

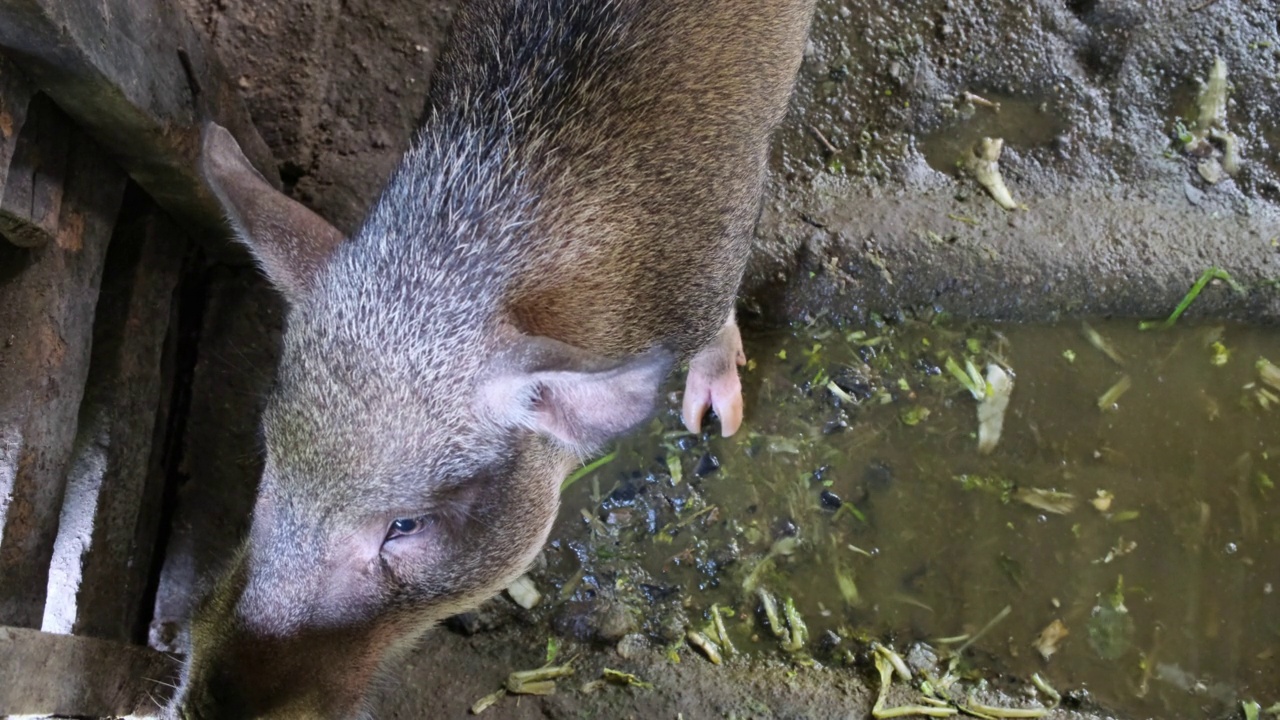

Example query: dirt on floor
[165,0,1280,717]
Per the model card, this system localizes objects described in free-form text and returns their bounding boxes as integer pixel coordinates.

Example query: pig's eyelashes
[384,516,433,542]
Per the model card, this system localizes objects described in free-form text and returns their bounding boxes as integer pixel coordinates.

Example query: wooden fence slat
[0,624,174,716]
[0,113,126,629]
[43,201,187,641]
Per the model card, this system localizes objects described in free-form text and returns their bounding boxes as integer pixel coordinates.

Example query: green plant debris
[835,562,861,606]
[1087,576,1134,660]
[827,380,857,404]
[665,453,683,485]
[1258,387,1280,411]
[544,636,560,665]
[965,137,1023,211]
[1030,673,1061,706]
[956,474,1014,503]
[1062,349,1076,363]
[505,664,575,695]
[997,553,1025,590]
[871,644,957,718]
[599,668,653,690]
[965,700,1049,718]
[1012,487,1078,515]
[1258,357,1280,392]
[977,364,1014,455]
[1096,537,1138,564]
[1108,510,1141,523]
[956,605,1012,656]
[781,597,809,652]
[1091,490,1115,512]
[1210,341,1231,366]
[946,355,986,400]
[561,450,617,492]
[948,213,981,226]
[901,405,931,426]
[1139,267,1245,331]
[1244,700,1262,720]
[742,536,800,593]
[1098,375,1133,411]
[469,689,506,714]
[685,629,723,664]
[709,603,737,657]
[1082,322,1124,365]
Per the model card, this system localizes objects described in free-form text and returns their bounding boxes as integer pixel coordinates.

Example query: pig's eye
[385,516,431,541]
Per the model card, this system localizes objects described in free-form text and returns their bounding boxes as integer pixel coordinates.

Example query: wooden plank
[0,115,126,629]
[0,624,175,716]
[148,266,284,652]
[43,199,187,642]
[0,0,279,242]
[0,55,35,201]
[0,93,70,248]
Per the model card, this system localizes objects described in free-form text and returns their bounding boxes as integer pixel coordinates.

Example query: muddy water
[545,317,1280,719]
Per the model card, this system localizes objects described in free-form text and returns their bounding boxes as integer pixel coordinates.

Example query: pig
[171,0,814,716]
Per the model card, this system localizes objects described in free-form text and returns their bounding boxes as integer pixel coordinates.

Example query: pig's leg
[682,310,747,436]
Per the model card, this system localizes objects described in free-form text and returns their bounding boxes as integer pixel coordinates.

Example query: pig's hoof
[682,322,746,437]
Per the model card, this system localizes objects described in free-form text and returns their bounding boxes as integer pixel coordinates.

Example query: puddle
[539,316,1280,718]
[918,93,1069,175]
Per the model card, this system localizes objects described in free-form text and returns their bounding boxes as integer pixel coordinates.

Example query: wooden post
[0,109,126,629]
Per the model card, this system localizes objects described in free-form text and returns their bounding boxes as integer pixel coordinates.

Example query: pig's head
[169,124,670,719]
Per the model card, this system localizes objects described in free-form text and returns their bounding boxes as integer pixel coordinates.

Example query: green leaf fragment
[665,453,683,485]
[945,355,986,400]
[601,668,653,690]
[1098,375,1133,411]
[900,405,931,426]
[1258,357,1280,392]
[1139,267,1245,331]
[561,450,617,492]
[1210,341,1231,366]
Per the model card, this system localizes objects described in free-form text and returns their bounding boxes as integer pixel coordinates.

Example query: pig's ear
[200,123,346,305]
[482,340,674,457]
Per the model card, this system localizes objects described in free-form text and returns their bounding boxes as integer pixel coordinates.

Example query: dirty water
[527,314,1280,719]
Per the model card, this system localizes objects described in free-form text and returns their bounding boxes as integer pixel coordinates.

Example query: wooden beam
[0,625,175,717]
[0,0,279,242]
[0,94,70,248]
[0,111,125,629]
[0,54,35,203]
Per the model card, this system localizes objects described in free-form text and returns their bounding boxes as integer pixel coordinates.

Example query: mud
[170,0,1280,717]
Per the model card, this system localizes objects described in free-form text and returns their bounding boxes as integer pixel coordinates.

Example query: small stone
[905,643,939,674]
[593,601,639,643]
[1198,158,1224,184]
[822,417,848,435]
[819,489,842,510]
[694,452,720,477]
[1184,181,1205,206]
[817,629,843,654]
[616,633,648,660]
